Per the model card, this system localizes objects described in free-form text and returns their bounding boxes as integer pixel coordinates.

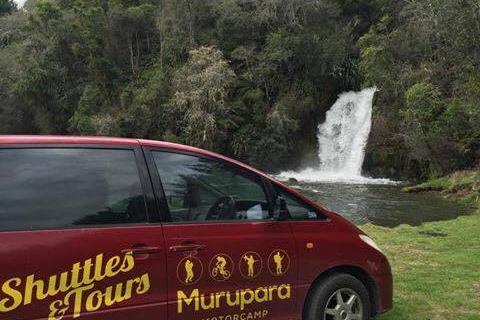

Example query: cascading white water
[317,87,376,176]
[278,87,396,184]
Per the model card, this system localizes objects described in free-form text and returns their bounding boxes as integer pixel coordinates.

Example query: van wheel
[305,273,371,320]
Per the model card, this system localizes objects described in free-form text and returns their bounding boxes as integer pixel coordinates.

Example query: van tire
[304,273,371,320]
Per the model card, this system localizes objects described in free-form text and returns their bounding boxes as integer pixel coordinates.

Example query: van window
[0,148,147,231]
[273,184,321,220]
[152,151,270,222]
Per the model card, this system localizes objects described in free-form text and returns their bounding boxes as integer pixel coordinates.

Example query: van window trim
[143,147,277,224]
[0,144,157,231]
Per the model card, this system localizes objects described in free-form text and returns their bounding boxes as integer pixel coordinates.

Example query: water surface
[288,182,471,227]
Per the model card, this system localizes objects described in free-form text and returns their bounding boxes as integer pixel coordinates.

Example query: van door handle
[122,246,162,256]
[169,243,206,253]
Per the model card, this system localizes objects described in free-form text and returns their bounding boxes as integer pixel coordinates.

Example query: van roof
[0,135,139,145]
[0,135,235,160]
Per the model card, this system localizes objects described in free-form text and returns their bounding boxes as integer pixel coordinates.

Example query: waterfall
[278,87,395,184]
[317,87,376,176]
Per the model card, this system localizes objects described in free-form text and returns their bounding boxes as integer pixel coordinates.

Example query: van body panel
[162,222,297,320]
[0,226,168,320]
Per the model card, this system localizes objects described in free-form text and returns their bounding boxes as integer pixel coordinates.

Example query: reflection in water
[288,182,471,227]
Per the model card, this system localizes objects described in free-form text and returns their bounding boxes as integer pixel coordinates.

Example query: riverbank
[362,170,480,319]
[402,170,480,207]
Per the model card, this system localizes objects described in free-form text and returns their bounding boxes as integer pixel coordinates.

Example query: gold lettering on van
[0,252,150,319]
[177,284,291,314]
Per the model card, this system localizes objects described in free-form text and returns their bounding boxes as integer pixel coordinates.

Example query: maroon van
[0,136,392,320]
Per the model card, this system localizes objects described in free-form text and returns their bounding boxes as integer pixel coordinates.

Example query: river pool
[286,181,471,227]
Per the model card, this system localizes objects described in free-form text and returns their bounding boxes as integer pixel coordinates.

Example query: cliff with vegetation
[0,0,479,180]
[360,1,480,180]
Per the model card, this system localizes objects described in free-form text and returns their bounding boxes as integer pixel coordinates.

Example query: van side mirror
[275,197,290,221]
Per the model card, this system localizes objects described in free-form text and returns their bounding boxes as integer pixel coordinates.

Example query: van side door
[145,149,297,320]
[0,146,167,320]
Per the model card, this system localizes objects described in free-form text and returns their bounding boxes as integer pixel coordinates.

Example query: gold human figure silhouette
[243,254,256,277]
[213,256,230,279]
[185,259,194,283]
[273,251,285,275]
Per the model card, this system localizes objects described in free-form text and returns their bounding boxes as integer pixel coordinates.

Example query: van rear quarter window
[273,184,324,220]
[0,148,147,231]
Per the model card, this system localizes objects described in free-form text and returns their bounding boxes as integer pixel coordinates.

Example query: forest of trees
[0,0,479,180]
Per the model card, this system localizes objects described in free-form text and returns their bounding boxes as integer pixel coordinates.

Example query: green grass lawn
[362,209,480,320]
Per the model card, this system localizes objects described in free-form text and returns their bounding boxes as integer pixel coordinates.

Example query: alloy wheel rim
[323,288,363,320]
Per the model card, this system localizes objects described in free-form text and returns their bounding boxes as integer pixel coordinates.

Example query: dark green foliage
[360,0,480,179]
[0,0,16,16]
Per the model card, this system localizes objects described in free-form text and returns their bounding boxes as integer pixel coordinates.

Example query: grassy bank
[402,170,480,207]
[362,170,480,320]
